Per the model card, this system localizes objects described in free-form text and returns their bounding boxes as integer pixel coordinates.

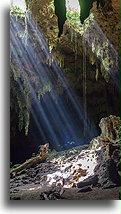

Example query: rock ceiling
[25,0,119,127]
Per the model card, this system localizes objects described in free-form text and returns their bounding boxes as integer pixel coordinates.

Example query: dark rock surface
[78,186,92,193]
[77,175,99,188]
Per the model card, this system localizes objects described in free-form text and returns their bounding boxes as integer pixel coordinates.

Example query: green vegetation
[46,144,89,160]
[11,163,21,170]
[10,6,25,17]
[10,9,54,135]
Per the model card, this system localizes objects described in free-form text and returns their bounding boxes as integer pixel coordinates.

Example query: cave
[10,0,120,200]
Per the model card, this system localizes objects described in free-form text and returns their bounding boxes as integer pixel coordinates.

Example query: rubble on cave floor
[10,139,120,200]
[10,115,120,200]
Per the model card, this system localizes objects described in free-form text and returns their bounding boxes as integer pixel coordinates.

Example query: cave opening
[10,0,119,164]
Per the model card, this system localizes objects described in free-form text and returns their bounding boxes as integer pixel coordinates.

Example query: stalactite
[59,58,63,68]
[71,27,74,42]
[25,110,30,135]
[23,12,28,46]
[15,14,18,22]
[53,51,64,68]
[46,55,52,67]
[95,68,99,81]
[82,37,87,137]
[74,31,78,72]
[74,32,78,56]
[49,44,53,53]
[89,53,96,65]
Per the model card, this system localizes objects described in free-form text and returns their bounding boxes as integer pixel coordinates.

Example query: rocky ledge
[10,115,120,200]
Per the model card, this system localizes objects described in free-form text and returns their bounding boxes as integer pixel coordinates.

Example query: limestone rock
[90,115,120,150]
[99,115,120,140]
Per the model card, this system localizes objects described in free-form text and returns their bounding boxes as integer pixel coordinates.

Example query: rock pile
[10,115,120,200]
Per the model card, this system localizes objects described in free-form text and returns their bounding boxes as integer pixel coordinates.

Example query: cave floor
[10,184,119,200]
[10,143,120,200]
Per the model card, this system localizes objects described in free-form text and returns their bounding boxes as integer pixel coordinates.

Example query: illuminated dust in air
[10,12,98,151]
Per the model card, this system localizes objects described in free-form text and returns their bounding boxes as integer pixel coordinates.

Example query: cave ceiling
[27,0,119,73]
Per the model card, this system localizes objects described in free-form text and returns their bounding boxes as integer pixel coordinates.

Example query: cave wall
[28,0,119,124]
[91,0,120,51]
[10,0,119,163]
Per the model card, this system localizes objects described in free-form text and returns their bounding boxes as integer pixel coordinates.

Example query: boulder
[77,175,99,188]
[95,155,120,187]
[99,115,120,141]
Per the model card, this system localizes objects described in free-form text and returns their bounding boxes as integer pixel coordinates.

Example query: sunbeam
[82,15,119,87]
[10,13,98,151]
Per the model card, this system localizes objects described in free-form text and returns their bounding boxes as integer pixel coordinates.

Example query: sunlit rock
[99,115,120,140]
